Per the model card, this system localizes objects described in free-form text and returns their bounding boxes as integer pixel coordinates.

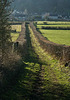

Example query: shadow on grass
[42,80,70,100]
[0,23,70,100]
[0,62,42,100]
[0,60,26,99]
[1,62,70,100]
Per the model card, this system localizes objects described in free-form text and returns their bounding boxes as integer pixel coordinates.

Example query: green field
[36,21,70,46]
[11,33,19,42]
[11,25,21,32]
[11,25,21,42]
[37,25,70,29]
[37,21,70,25]
[39,29,70,45]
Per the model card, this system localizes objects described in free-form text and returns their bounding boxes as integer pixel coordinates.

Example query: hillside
[13,0,70,15]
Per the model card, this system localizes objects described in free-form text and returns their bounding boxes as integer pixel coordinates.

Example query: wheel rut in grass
[25,23,45,100]
[30,64,44,100]
[1,22,70,100]
[27,23,70,100]
[25,23,65,100]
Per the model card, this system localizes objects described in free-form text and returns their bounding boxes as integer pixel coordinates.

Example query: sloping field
[11,24,22,42]
[36,21,70,46]
[11,25,21,32]
[11,33,19,42]
[40,29,70,46]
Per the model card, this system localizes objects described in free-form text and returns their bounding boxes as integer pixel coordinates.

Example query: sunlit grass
[39,29,70,46]
[37,25,70,29]
[11,25,21,32]
[30,25,70,84]
[29,26,50,64]
[11,33,19,42]
[47,21,70,25]
[29,26,70,86]
[11,25,21,42]
[37,21,70,25]
[2,25,70,100]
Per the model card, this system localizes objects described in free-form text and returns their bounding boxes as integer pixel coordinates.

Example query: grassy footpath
[29,25,70,99]
[1,23,70,100]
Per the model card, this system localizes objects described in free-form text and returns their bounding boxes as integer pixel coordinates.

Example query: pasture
[11,33,19,42]
[36,21,70,46]
[37,25,70,29]
[11,25,21,42]
[40,29,70,45]
[37,21,70,25]
[11,25,21,32]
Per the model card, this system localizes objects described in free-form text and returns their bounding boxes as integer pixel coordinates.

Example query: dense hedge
[15,22,27,57]
[41,26,70,30]
[9,23,22,25]
[0,23,27,97]
[30,22,70,65]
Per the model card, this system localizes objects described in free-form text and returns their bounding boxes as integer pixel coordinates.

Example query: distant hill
[12,0,70,15]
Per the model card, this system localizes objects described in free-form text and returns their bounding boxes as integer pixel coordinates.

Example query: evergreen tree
[0,0,12,65]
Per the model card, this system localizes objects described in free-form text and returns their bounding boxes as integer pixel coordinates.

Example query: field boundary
[30,22,70,65]
[39,26,70,30]
[12,22,27,57]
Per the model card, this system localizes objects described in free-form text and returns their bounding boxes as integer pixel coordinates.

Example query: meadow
[40,29,70,45]
[11,33,19,42]
[37,25,70,29]
[11,25,21,42]
[37,21,70,25]
[11,25,21,32]
[36,21,70,46]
